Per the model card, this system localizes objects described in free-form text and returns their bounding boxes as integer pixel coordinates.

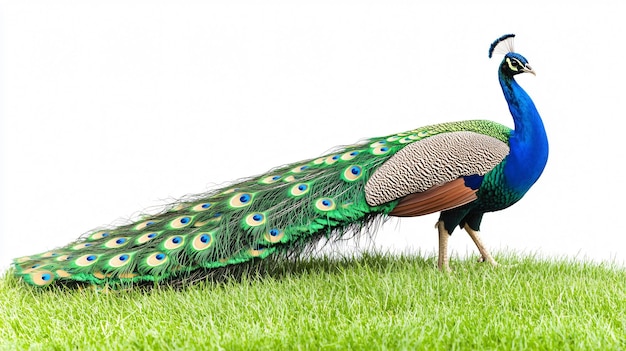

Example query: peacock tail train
[14,120,510,287]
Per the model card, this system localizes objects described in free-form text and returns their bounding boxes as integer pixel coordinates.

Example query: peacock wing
[365,131,510,216]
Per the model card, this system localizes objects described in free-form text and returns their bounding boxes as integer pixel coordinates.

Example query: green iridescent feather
[14,119,510,287]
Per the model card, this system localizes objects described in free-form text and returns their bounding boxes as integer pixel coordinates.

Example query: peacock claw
[477,255,498,266]
[463,224,499,267]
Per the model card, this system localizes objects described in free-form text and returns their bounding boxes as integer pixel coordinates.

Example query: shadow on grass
[169,251,438,289]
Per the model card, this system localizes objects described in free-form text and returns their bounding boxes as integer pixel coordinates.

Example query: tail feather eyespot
[291,165,309,173]
[260,175,282,184]
[145,252,168,267]
[313,157,325,165]
[136,232,160,244]
[56,255,71,262]
[249,246,266,257]
[289,183,310,197]
[191,232,214,251]
[75,254,99,267]
[315,198,336,212]
[244,213,266,227]
[162,235,185,250]
[135,220,158,230]
[104,237,130,249]
[264,228,284,243]
[56,269,71,278]
[340,150,361,161]
[192,202,212,212]
[371,145,391,155]
[108,253,132,268]
[89,231,110,240]
[28,270,55,287]
[72,243,94,250]
[342,165,363,182]
[170,216,193,229]
[370,140,386,148]
[229,193,254,208]
[324,154,341,165]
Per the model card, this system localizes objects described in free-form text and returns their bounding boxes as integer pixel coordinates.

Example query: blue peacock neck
[499,70,549,193]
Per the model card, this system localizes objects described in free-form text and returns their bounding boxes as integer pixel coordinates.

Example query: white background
[1,1,624,271]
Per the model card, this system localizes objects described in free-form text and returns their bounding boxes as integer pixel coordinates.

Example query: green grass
[1,253,625,350]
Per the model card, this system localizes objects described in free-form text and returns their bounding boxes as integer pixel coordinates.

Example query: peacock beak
[523,64,536,76]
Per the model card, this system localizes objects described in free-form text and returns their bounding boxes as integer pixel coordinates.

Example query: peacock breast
[474,159,526,212]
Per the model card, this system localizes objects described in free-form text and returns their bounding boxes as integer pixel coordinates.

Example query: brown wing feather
[388,178,477,217]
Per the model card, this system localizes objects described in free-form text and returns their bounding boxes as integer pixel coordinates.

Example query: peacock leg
[436,221,451,272]
[463,224,497,266]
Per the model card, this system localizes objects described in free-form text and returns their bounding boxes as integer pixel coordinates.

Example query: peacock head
[489,34,535,78]
[501,53,535,77]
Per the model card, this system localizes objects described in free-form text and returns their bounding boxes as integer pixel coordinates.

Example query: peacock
[13,34,548,287]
